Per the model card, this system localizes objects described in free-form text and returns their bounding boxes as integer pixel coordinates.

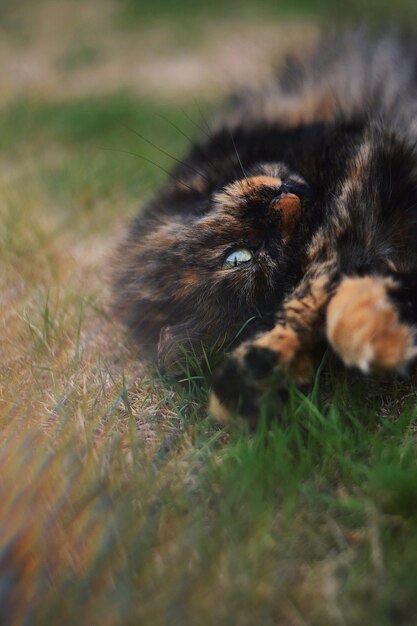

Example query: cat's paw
[326,276,417,372]
[209,325,313,425]
[209,345,280,426]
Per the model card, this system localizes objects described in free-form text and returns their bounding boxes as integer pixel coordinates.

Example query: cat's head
[113,162,312,372]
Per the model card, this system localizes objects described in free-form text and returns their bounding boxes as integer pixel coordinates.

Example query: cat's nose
[238,175,303,240]
[273,183,289,198]
[271,191,303,242]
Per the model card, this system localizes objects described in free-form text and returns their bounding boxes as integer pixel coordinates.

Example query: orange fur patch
[290,350,314,382]
[215,175,281,207]
[172,270,203,300]
[273,193,303,241]
[327,276,416,371]
[208,392,233,425]
[284,272,331,328]
[254,325,300,364]
[250,325,313,383]
[216,175,303,241]
[239,175,282,193]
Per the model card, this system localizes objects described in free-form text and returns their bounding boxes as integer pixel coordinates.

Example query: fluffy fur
[113,30,417,422]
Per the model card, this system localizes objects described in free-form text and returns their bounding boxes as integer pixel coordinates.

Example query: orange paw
[253,324,299,363]
[208,392,234,425]
[253,325,313,382]
[326,276,417,372]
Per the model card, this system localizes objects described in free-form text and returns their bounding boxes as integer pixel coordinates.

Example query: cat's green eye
[223,248,253,269]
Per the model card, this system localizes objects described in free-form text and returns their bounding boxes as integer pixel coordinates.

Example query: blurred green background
[121,0,417,23]
[1,0,415,231]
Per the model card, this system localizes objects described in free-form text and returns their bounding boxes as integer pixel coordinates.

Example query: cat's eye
[223,248,253,269]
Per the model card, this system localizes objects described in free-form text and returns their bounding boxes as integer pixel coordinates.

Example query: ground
[1,1,417,624]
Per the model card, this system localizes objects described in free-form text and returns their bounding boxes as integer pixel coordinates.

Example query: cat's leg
[210,260,338,424]
[326,274,417,373]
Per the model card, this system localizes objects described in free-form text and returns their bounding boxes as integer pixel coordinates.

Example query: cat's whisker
[191,97,214,137]
[154,112,224,179]
[154,112,198,146]
[99,147,196,193]
[120,123,211,183]
[229,130,248,181]
[180,107,213,141]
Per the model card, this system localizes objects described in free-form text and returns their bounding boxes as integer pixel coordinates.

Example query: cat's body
[113,30,417,422]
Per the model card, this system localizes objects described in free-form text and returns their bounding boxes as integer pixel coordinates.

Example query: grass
[0,93,211,211]
[2,1,417,625]
[4,364,417,625]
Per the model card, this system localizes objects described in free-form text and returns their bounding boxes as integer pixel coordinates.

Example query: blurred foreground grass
[2,1,417,624]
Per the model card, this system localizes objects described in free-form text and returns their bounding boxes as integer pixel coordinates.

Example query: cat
[112,30,417,424]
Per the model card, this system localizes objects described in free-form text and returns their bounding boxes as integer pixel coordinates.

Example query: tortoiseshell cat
[113,31,417,423]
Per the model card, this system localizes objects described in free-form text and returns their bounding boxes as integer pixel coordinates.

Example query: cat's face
[114,162,312,371]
